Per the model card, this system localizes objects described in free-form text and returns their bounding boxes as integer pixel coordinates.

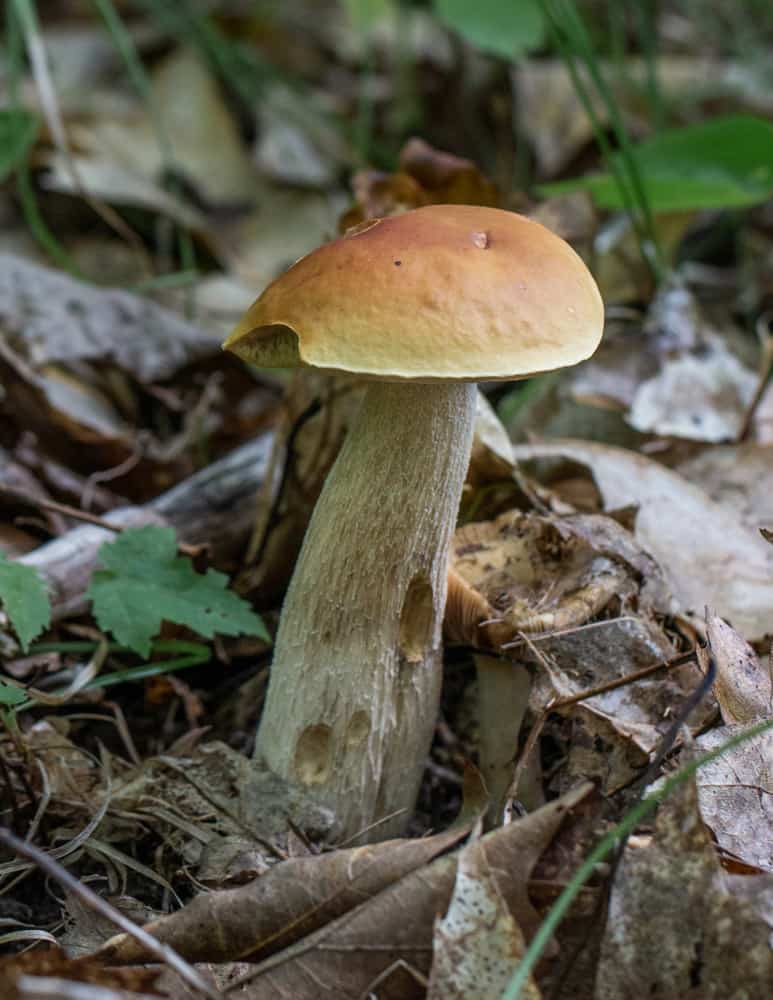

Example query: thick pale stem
[255,380,477,840]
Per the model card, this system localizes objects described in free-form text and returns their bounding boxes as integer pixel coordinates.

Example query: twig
[737,309,773,442]
[549,648,698,709]
[1,485,199,558]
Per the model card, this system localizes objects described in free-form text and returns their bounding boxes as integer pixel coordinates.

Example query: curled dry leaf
[511,439,773,641]
[98,765,487,963]
[448,508,665,650]
[596,771,773,998]
[95,815,476,967]
[201,785,590,1000]
[708,614,773,724]
[694,723,773,873]
[340,137,498,230]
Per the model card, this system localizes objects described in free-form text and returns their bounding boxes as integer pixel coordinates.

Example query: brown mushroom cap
[224,204,604,382]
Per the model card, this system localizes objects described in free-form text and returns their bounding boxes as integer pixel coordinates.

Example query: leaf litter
[1,5,772,998]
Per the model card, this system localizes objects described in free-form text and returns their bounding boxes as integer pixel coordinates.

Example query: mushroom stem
[255,380,477,840]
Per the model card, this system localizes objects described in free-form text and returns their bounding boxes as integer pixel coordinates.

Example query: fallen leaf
[694,723,773,873]
[0,946,159,999]
[0,252,220,383]
[511,439,773,640]
[427,839,540,999]
[219,785,590,999]
[97,767,488,965]
[708,615,773,724]
[596,770,773,998]
[450,508,668,649]
[676,443,773,531]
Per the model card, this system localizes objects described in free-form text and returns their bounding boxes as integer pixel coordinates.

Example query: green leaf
[0,555,51,652]
[540,115,773,213]
[434,0,544,60]
[341,0,393,30]
[0,109,39,184]
[0,680,27,707]
[87,526,270,658]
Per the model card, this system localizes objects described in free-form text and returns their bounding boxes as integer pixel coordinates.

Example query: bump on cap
[223,204,604,382]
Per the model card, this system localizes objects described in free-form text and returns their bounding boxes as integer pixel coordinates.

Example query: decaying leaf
[0,946,159,998]
[449,508,668,650]
[446,506,699,792]
[534,617,713,794]
[112,742,334,873]
[708,614,773,724]
[595,771,773,998]
[341,137,498,230]
[95,809,477,967]
[194,785,590,1000]
[512,439,773,640]
[574,280,758,441]
[694,723,773,873]
[427,838,541,1000]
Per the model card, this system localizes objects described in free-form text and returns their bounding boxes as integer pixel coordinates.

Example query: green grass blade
[502,716,773,999]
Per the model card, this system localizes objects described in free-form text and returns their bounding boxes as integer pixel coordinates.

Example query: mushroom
[224,204,604,841]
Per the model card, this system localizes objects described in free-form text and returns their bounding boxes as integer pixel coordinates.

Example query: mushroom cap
[223,204,604,381]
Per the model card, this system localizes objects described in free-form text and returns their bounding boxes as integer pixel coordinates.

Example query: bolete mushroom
[224,203,604,840]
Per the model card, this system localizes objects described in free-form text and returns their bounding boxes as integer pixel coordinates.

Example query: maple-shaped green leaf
[0,555,51,652]
[87,526,269,657]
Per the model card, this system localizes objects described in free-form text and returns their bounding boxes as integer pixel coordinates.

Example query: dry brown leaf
[0,946,159,999]
[512,439,773,640]
[694,723,773,873]
[450,509,663,649]
[97,809,484,967]
[427,838,541,1000]
[63,46,256,207]
[221,784,590,1000]
[448,507,688,792]
[340,137,498,230]
[708,615,773,724]
[595,771,773,998]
